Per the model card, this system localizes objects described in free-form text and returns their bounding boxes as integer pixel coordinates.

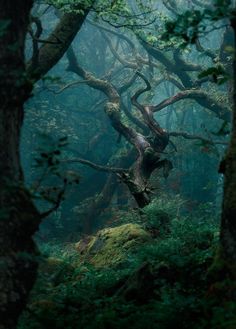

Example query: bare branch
[39,182,66,219]
[118,73,138,94]
[88,20,136,54]
[131,71,152,110]
[121,97,148,133]
[153,89,230,122]
[48,79,89,94]
[101,31,138,69]
[61,158,128,173]
[28,15,43,70]
[131,72,170,150]
[162,0,178,15]
[66,47,152,155]
[169,131,228,145]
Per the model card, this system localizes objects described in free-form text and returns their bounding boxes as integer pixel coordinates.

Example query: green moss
[104,102,120,119]
[40,257,64,274]
[76,223,151,268]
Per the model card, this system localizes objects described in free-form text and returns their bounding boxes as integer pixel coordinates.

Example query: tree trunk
[219,13,236,269]
[0,2,40,328]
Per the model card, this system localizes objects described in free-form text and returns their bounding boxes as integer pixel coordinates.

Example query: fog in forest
[1,1,235,329]
[22,2,228,240]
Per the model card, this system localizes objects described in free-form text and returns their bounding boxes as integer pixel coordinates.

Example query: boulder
[75,223,151,268]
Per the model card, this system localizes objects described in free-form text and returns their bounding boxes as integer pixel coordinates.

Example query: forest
[0,0,236,328]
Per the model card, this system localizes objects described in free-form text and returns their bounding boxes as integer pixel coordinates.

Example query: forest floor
[17,198,236,329]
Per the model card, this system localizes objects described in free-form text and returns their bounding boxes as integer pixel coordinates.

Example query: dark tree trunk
[0,2,40,328]
[219,13,236,268]
[0,2,94,327]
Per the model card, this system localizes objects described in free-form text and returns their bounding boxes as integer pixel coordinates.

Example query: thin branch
[48,79,89,94]
[152,89,229,122]
[29,15,43,70]
[101,31,138,69]
[131,71,152,109]
[87,20,136,53]
[101,16,156,29]
[61,158,128,173]
[195,38,217,60]
[131,72,169,148]
[163,0,178,15]
[121,97,148,133]
[118,72,138,94]
[169,131,228,145]
[30,36,62,45]
[39,182,66,219]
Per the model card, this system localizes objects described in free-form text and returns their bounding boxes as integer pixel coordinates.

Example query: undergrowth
[18,197,228,329]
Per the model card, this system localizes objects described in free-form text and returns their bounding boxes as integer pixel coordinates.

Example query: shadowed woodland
[0,0,236,328]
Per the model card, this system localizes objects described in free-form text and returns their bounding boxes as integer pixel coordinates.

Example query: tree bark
[0,2,41,329]
[0,1,97,327]
[139,38,231,122]
[219,13,236,268]
[27,3,94,81]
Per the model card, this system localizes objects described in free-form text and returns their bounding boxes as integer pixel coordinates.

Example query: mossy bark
[27,3,94,81]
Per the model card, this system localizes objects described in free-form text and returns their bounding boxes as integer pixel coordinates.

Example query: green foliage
[47,0,93,13]
[143,194,186,219]
[162,1,233,48]
[163,10,203,45]
[138,217,217,270]
[18,201,222,329]
[106,194,186,228]
[18,1,234,328]
[93,0,153,29]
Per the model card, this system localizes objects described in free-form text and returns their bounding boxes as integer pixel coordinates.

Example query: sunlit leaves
[146,34,158,44]
[46,0,93,13]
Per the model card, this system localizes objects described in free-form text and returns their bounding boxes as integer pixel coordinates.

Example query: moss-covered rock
[75,223,151,268]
